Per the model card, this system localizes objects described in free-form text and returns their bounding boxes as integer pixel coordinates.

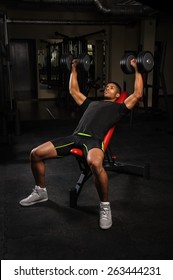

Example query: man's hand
[71,59,78,71]
[130,58,138,72]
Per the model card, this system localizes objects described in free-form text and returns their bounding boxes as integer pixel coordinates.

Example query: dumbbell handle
[146,59,152,64]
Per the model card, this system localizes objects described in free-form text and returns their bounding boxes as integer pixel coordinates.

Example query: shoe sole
[19,197,48,206]
[100,223,112,230]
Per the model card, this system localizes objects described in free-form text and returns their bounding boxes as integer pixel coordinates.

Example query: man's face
[104,83,119,100]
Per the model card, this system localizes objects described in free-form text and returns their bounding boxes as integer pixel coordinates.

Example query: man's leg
[87,148,112,229]
[30,141,58,188]
[19,141,57,206]
[87,148,108,201]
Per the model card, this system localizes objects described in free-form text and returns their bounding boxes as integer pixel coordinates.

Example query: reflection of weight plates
[60,53,91,72]
[120,51,154,74]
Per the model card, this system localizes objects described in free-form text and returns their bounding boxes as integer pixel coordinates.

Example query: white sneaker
[19,185,48,206]
[99,202,112,229]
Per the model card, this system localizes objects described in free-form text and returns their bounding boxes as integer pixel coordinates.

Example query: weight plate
[66,53,74,72]
[78,53,91,72]
[137,51,154,73]
[120,53,136,74]
[60,53,73,72]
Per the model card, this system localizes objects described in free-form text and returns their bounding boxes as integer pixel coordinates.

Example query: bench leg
[105,160,150,179]
[69,171,92,208]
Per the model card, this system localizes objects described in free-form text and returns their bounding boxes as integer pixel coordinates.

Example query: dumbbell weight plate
[60,53,73,72]
[77,53,91,72]
[137,51,154,73]
[120,53,136,74]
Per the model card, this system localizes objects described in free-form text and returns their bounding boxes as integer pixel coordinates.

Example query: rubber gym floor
[1,101,173,260]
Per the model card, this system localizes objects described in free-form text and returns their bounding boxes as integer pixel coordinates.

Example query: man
[19,58,143,230]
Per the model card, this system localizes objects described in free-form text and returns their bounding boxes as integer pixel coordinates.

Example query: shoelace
[100,206,109,217]
[32,188,38,194]
[28,188,38,198]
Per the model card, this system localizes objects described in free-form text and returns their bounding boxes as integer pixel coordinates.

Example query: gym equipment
[120,51,154,74]
[60,53,73,72]
[60,53,91,72]
[0,13,21,143]
[69,91,150,208]
[77,53,91,72]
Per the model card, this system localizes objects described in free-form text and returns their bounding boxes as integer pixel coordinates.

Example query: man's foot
[99,202,112,229]
[19,185,48,206]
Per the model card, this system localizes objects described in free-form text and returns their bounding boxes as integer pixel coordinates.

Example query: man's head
[104,81,122,101]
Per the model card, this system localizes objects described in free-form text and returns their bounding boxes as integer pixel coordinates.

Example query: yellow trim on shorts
[77,132,92,137]
[54,142,74,149]
[83,141,104,155]
[83,144,88,154]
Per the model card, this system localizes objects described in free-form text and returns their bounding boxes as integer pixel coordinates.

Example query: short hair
[106,81,122,93]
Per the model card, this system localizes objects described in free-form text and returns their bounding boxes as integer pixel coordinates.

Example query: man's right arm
[124,58,143,110]
[69,60,87,106]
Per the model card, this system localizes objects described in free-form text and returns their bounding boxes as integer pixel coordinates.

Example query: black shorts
[51,134,104,158]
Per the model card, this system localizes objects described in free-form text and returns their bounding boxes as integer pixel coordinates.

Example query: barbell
[120,51,154,74]
[60,53,91,72]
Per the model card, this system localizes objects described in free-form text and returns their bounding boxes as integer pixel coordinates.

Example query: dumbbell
[60,53,91,72]
[120,51,154,74]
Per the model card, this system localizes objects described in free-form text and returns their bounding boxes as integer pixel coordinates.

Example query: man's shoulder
[80,98,92,110]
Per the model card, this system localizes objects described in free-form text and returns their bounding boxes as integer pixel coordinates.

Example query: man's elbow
[139,89,143,99]
[69,87,75,97]
[69,86,73,95]
[136,89,143,100]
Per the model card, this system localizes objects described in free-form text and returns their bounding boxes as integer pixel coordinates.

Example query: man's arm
[69,60,87,106]
[124,59,144,110]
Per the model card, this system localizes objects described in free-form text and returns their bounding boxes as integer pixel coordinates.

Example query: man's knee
[30,141,57,162]
[87,156,103,175]
[30,147,41,161]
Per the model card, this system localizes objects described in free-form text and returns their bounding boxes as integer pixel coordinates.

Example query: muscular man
[19,59,143,230]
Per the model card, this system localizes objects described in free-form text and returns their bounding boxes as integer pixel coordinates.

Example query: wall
[5,9,173,108]
[156,19,173,96]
